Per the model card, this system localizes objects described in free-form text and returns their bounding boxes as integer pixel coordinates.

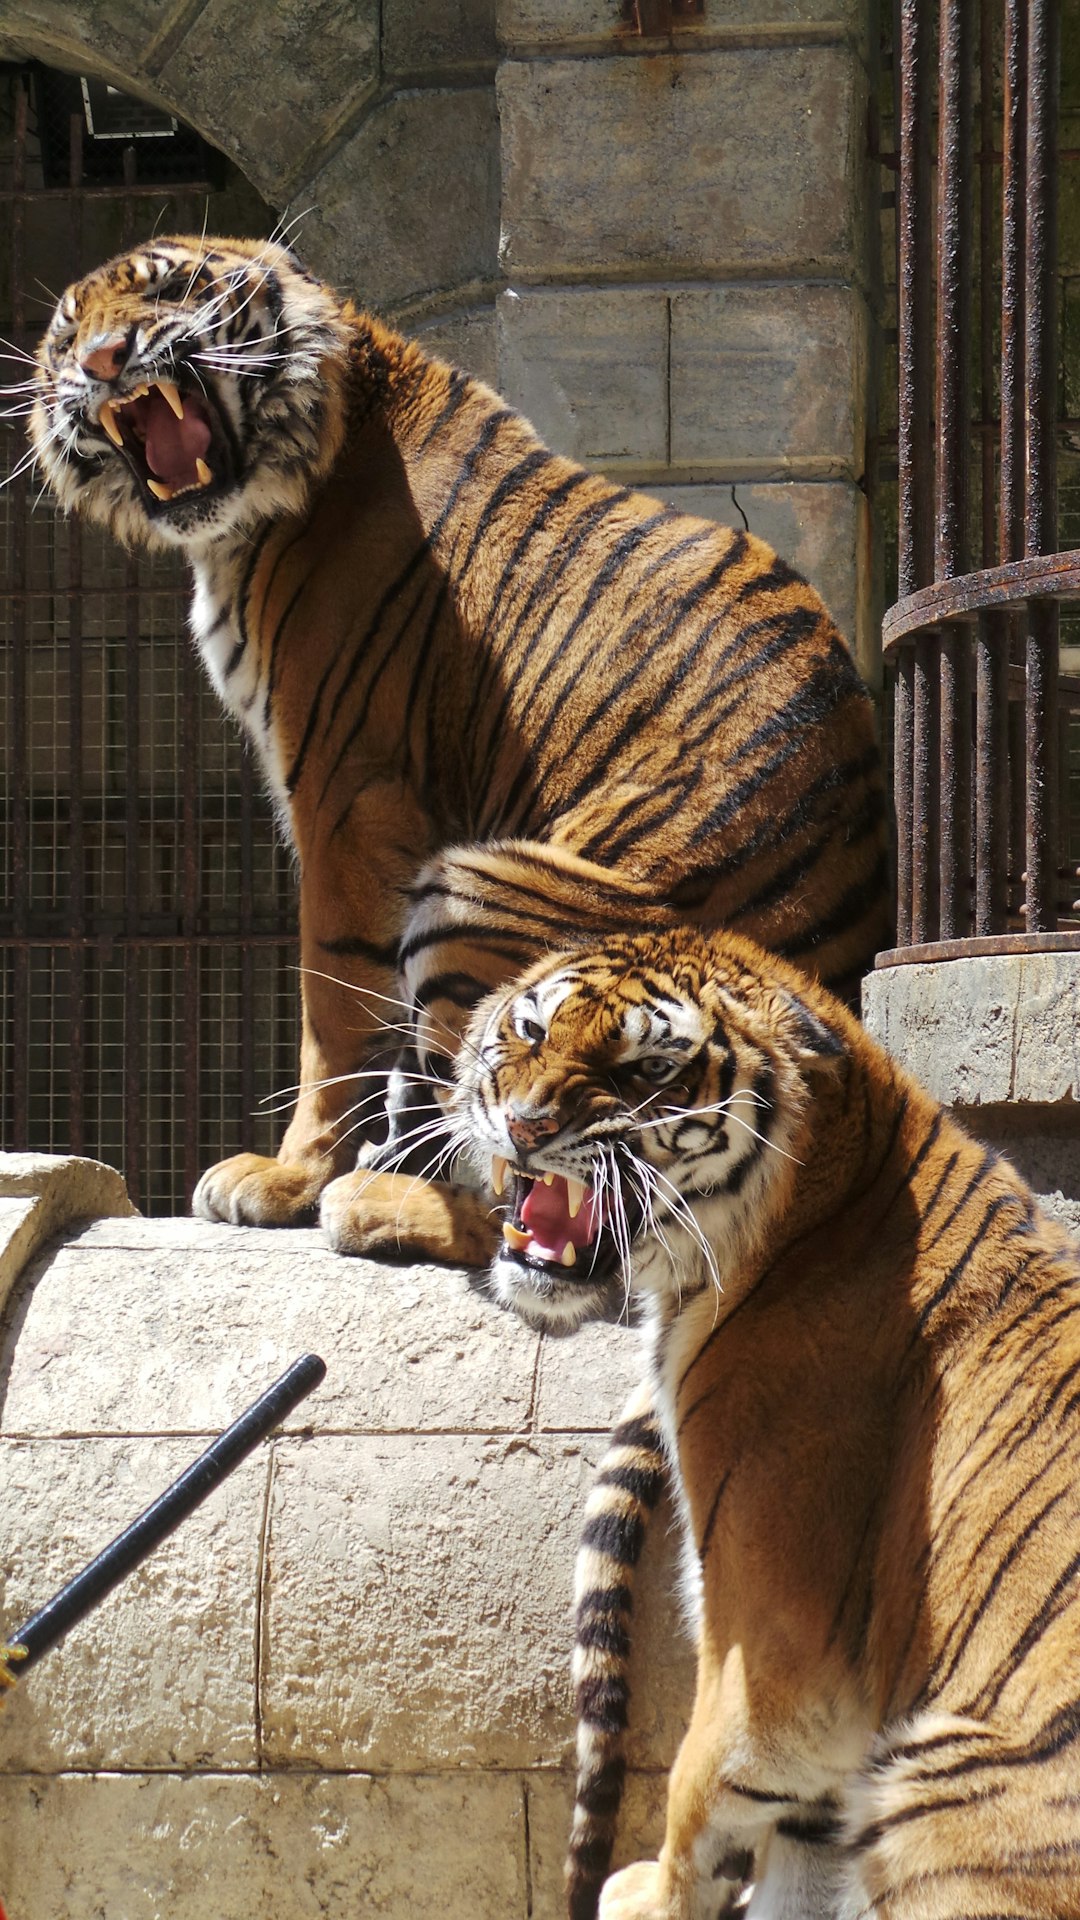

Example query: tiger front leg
[193,951,396,1227]
[195,793,420,1229]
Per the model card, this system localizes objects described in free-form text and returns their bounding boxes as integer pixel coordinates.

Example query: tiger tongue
[520,1175,600,1251]
[144,388,211,487]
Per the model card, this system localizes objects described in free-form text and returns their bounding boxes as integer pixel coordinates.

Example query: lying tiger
[31,232,889,1260]
[452,926,1080,1920]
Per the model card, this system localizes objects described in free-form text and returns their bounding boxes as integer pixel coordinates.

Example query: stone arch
[0,1,501,351]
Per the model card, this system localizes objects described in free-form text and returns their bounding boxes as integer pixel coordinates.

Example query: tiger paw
[192,1153,328,1227]
[320,1168,499,1267]
[599,1861,672,1920]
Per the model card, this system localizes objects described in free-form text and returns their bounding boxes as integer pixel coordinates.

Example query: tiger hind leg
[845,1710,1080,1919]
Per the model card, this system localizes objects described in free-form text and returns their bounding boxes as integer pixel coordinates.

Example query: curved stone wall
[0,1157,693,1919]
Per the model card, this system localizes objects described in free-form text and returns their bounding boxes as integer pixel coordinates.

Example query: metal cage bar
[0,66,299,1209]
[882,0,1078,968]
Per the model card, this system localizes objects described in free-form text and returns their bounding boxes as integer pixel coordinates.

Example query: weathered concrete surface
[498,47,867,281]
[0,1152,136,1318]
[496,0,870,49]
[302,88,502,316]
[863,955,1080,1239]
[0,1772,529,1920]
[0,1190,693,1917]
[863,955,1080,1109]
[496,284,868,481]
[0,1438,262,1773]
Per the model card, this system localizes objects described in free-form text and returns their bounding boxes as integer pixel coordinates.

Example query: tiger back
[453,926,1080,1920]
[30,233,891,1264]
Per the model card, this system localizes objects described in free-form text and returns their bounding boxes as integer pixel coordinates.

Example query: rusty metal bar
[911,636,939,943]
[934,0,974,939]
[181,640,200,1204]
[876,929,1080,967]
[240,743,257,1155]
[974,0,1009,937]
[1000,0,1027,567]
[1021,0,1060,934]
[0,934,297,951]
[883,548,1080,648]
[896,0,936,948]
[67,112,87,1157]
[9,80,30,1150]
[897,0,935,599]
[120,149,143,1206]
[894,652,915,947]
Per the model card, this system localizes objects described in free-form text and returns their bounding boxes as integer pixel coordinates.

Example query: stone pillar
[494,0,876,673]
[863,954,1080,1240]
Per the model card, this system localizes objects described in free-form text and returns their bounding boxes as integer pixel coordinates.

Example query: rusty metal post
[67,113,87,1156]
[896,0,936,946]
[1021,0,1060,933]
[935,0,974,940]
[974,0,1008,936]
[9,80,30,1149]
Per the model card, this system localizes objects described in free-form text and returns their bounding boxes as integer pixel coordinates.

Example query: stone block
[261,1433,694,1771]
[0,1152,136,1318]
[262,1431,591,1769]
[414,303,499,386]
[498,47,865,281]
[862,954,1080,1110]
[497,286,669,465]
[301,88,501,314]
[497,0,869,53]
[526,1769,670,1920]
[534,1315,647,1430]
[0,1438,262,1771]
[1,1223,538,1437]
[383,0,496,73]
[158,0,380,203]
[0,1771,528,1919]
[669,284,868,479]
[655,480,865,658]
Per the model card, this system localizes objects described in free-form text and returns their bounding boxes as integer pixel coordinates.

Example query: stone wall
[0,1157,693,1919]
[863,954,1080,1243]
[0,0,878,672]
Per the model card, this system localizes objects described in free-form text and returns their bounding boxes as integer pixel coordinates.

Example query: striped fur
[32,234,889,1261]
[453,928,1080,1919]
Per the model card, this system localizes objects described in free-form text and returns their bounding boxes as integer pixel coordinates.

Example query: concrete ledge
[0,1199,692,1918]
[863,954,1080,1241]
[862,954,1080,1109]
[0,1153,137,1320]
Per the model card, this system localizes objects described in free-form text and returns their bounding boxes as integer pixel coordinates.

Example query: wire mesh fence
[0,64,299,1213]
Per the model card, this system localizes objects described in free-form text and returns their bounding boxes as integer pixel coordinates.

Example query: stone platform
[0,1156,693,1920]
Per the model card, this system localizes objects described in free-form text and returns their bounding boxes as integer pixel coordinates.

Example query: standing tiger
[452,927,1080,1920]
[31,232,889,1261]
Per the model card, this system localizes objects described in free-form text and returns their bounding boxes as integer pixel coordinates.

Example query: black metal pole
[2,1353,326,1680]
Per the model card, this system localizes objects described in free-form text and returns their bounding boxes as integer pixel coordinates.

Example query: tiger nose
[79,332,132,383]
[505,1106,562,1156]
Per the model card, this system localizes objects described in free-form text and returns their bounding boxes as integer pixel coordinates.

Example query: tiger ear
[775,990,848,1074]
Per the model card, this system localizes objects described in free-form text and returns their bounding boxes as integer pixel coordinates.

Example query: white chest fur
[188,548,292,834]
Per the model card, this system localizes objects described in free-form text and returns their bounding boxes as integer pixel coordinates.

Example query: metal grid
[880,0,1080,965]
[0,67,298,1212]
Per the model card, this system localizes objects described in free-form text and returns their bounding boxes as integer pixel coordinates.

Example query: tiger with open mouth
[453,928,1080,1920]
[30,231,889,1265]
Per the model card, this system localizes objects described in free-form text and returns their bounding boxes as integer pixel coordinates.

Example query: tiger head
[30,234,351,551]
[452,929,848,1332]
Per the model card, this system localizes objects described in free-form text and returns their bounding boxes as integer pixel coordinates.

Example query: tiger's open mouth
[95,379,235,512]
[491,1157,627,1285]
